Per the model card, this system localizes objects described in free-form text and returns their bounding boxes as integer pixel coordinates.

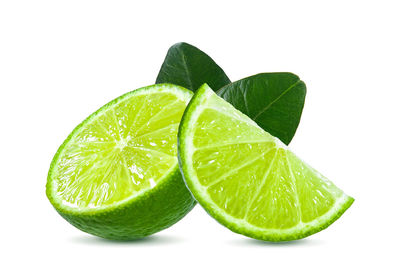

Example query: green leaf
[156,42,231,91]
[217,73,306,145]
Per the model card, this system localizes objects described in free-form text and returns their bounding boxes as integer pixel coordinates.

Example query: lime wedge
[47,84,195,240]
[178,84,354,241]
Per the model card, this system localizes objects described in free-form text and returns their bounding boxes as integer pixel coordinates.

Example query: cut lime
[47,84,195,240]
[178,84,354,241]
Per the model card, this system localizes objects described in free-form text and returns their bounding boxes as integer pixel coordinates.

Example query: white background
[1,0,399,272]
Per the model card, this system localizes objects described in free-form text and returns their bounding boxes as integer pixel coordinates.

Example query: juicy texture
[193,110,342,229]
[54,92,186,209]
[179,84,353,241]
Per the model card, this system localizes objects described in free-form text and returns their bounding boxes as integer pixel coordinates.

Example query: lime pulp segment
[48,84,192,212]
[178,84,354,241]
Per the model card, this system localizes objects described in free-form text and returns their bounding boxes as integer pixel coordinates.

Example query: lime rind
[50,166,196,240]
[178,84,354,241]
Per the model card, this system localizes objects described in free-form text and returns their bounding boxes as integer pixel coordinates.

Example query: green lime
[47,84,195,240]
[178,84,354,241]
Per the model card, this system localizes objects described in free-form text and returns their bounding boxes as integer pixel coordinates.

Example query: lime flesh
[178,84,354,241]
[47,84,195,240]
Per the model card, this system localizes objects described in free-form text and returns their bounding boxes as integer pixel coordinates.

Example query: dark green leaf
[217,73,306,145]
[156,42,231,91]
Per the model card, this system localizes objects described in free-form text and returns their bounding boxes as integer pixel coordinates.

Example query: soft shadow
[228,237,324,247]
[69,234,182,246]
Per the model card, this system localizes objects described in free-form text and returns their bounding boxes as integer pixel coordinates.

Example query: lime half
[178,84,354,241]
[47,84,195,240]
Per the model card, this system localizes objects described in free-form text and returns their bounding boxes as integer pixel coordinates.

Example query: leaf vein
[252,80,301,121]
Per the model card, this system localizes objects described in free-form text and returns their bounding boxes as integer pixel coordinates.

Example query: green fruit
[178,84,354,241]
[47,84,195,240]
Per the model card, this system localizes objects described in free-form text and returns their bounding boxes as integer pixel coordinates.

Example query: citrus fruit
[47,84,196,240]
[178,84,354,241]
